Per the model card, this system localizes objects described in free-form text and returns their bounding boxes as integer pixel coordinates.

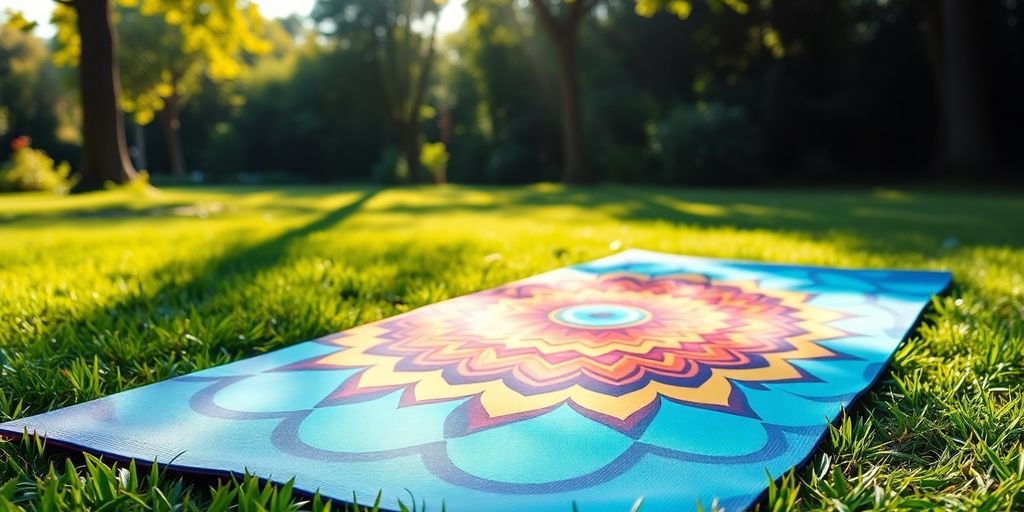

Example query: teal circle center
[549,303,652,329]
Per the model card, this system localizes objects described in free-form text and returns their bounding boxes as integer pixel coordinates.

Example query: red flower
[10,136,31,151]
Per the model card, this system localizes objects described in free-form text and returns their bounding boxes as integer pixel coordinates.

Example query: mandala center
[548,303,653,329]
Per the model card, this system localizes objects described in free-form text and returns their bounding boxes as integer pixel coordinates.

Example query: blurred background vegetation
[0,0,1021,191]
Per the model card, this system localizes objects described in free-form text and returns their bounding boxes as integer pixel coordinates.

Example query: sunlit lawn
[1,184,1022,510]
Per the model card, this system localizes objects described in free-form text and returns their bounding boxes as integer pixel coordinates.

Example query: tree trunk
[529,0,594,185]
[401,126,423,183]
[553,32,592,184]
[937,0,992,171]
[159,94,187,177]
[920,1,944,171]
[74,0,138,190]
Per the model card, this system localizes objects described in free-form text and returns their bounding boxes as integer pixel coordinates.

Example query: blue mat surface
[1,250,951,511]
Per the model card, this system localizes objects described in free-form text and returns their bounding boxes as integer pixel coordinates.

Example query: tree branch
[408,8,441,125]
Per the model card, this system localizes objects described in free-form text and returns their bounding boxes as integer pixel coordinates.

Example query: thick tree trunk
[74,0,138,190]
[937,0,993,171]
[159,94,187,177]
[553,32,592,185]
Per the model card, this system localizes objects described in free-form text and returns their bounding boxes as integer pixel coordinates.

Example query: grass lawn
[0,184,1022,510]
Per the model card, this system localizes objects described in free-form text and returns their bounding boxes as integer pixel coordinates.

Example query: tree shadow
[7,189,382,404]
[103,188,383,310]
[370,185,1024,252]
[8,184,1018,409]
[0,197,334,225]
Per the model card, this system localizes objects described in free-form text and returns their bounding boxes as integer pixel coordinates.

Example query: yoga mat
[1,250,951,511]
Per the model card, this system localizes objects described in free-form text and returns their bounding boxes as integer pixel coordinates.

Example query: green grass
[0,184,1022,511]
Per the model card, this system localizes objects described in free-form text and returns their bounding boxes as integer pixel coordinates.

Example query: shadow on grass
[370,185,1024,251]
[0,197,334,225]
[5,187,526,413]
[113,189,383,311]
[6,190,381,401]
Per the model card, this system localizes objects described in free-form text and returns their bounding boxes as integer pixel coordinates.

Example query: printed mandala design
[1,252,952,510]
[285,272,847,436]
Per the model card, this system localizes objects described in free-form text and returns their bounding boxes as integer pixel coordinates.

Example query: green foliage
[648,102,761,185]
[0,11,78,165]
[313,0,447,182]
[445,0,556,184]
[115,6,196,125]
[634,0,750,19]
[52,0,270,126]
[0,185,1023,509]
[8,0,961,184]
[486,143,539,184]
[311,0,444,122]
[419,142,449,183]
[635,0,696,18]
[202,123,244,177]
[0,140,75,193]
[371,147,410,184]
[181,43,389,181]
[104,169,153,194]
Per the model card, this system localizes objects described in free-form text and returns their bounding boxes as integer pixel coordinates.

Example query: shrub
[648,102,763,186]
[0,136,76,193]
[202,123,244,178]
[371,147,408,184]
[419,142,449,184]
[446,132,490,184]
[486,143,534,184]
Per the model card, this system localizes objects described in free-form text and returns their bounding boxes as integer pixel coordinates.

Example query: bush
[446,132,490,184]
[486,143,535,184]
[0,136,75,193]
[648,102,762,186]
[420,142,449,183]
[202,123,244,178]
[371,147,409,184]
[600,145,653,184]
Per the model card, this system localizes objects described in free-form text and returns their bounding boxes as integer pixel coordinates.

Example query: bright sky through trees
[0,0,467,38]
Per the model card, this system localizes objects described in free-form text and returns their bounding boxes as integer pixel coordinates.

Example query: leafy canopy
[312,0,446,124]
[52,0,270,124]
[634,0,749,18]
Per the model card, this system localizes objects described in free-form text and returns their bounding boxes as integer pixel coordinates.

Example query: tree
[445,0,562,183]
[115,8,193,176]
[54,0,269,177]
[528,0,735,184]
[923,0,994,173]
[313,0,446,184]
[53,0,138,189]
[0,11,75,164]
[527,0,596,185]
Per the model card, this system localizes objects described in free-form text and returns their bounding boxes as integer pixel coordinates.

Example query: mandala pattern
[0,251,952,512]
[289,273,847,436]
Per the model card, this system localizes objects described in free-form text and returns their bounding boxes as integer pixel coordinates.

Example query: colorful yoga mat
[0,250,951,511]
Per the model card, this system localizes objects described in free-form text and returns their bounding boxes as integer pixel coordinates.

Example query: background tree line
[1,0,1021,191]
